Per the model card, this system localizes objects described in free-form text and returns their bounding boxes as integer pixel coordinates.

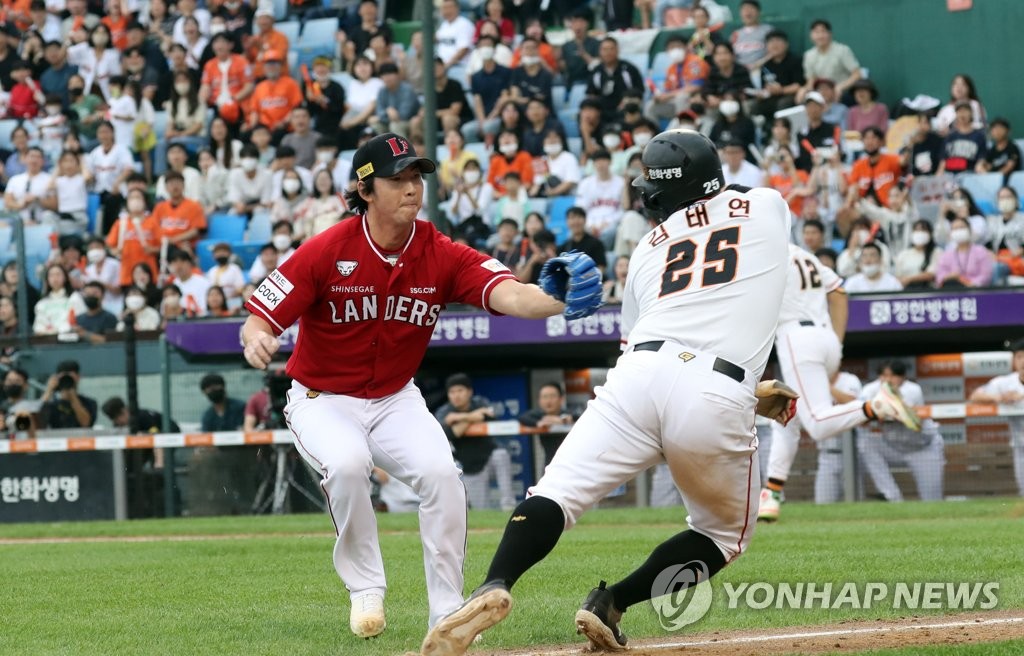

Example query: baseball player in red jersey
[420,130,801,656]
[241,133,602,640]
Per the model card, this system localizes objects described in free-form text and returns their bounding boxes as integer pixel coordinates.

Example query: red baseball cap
[352,133,436,181]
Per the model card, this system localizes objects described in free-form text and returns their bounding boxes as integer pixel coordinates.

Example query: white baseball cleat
[757,488,780,522]
[420,581,512,656]
[870,382,922,431]
[350,593,386,639]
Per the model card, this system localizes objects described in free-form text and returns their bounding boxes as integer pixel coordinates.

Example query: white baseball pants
[774,323,869,442]
[857,430,945,501]
[283,379,467,627]
[462,447,516,511]
[529,342,760,562]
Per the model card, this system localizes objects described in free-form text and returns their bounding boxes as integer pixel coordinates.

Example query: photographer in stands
[39,360,97,429]
[2,367,38,439]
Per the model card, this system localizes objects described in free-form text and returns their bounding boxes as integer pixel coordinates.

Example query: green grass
[1,499,1022,655]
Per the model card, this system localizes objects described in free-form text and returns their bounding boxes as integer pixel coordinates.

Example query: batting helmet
[631,129,726,221]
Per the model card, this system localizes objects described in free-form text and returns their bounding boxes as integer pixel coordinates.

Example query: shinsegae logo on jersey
[645,166,684,180]
[336,260,359,277]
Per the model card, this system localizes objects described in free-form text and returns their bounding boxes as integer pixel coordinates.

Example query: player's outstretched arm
[488,279,565,319]
[242,315,281,370]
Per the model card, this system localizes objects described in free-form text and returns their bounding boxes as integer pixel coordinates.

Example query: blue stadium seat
[621,53,649,77]
[231,242,264,271]
[86,193,101,235]
[551,84,567,113]
[559,110,580,139]
[567,136,582,158]
[195,239,218,271]
[547,195,575,244]
[275,20,301,44]
[331,71,353,95]
[273,0,288,20]
[464,142,491,170]
[957,172,1003,209]
[24,224,55,259]
[206,214,247,242]
[0,119,18,150]
[247,210,273,244]
[567,84,587,111]
[152,111,168,141]
[296,18,337,65]
[1009,171,1024,205]
[649,51,670,81]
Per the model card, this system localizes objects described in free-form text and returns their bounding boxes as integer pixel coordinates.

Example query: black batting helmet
[632,129,726,221]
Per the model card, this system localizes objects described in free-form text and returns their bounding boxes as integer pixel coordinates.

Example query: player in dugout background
[241,133,603,640]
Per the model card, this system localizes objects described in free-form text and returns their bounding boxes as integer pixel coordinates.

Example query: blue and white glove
[539,251,603,320]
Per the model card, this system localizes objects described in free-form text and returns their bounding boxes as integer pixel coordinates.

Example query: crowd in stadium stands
[0,0,1022,345]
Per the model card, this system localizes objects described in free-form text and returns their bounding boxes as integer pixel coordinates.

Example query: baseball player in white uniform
[968,338,1024,496]
[858,361,945,501]
[758,244,921,521]
[420,130,798,656]
[814,370,864,504]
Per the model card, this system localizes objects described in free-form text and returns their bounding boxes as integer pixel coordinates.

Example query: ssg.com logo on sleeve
[650,561,714,631]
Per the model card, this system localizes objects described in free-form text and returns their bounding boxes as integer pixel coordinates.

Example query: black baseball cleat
[574,581,627,652]
[420,580,513,656]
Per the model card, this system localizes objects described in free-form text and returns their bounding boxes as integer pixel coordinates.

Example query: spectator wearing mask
[434,373,516,512]
[167,248,211,315]
[466,38,513,144]
[270,169,309,225]
[268,146,313,201]
[1,367,34,432]
[464,21,513,83]
[977,118,1022,181]
[935,74,986,134]
[846,79,888,135]
[518,381,576,467]
[199,373,246,431]
[449,159,493,227]
[940,102,987,174]
[935,188,988,247]
[509,37,554,111]
[894,219,939,290]
[206,242,245,299]
[559,207,607,274]
[437,129,478,196]
[67,23,122,102]
[721,140,764,188]
[227,144,272,216]
[369,62,419,138]
[731,0,772,69]
[703,42,752,111]
[710,91,757,160]
[74,281,118,343]
[117,285,162,331]
[844,243,903,293]
[474,0,514,46]
[40,360,97,429]
[160,284,188,324]
[152,170,206,250]
[750,29,804,121]
[249,221,296,281]
[934,217,995,288]
[575,149,625,247]
[645,36,708,123]
[901,112,944,177]
[247,50,302,138]
[987,187,1024,285]
[488,131,533,197]
[82,236,122,314]
[836,217,892,277]
[800,19,860,99]
[519,98,565,158]
[106,188,161,288]
[529,130,580,198]
[586,37,645,122]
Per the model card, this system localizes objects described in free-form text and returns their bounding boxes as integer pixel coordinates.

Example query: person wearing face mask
[520,98,566,158]
[82,236,123,314]
[703,43,752,112]
[116,286,161,331]
[205,242,246,299]
[466,35,513,144]
[987,186,1024,285]
[709,94,756,162]
[198,373,246,432]
[227,144,273,216]
[271,170,310,225]
[302,56,346,142]
[934,217,995,288]
[936,188,988,247]
[311,137,353,194]
[619,120,655,169]
[67,24,123,102]
[529,129,580,198]
[449,159,494,227]
[843,243,903,293]
[893,220,939,289]
[72,281,119,343]
[487,130,533,197]
[587,127,630,176]
[835,217,891,278]
[508,37,554,112]
[645,37,708,123]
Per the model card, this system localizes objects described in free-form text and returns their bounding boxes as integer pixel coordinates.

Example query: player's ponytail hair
[345,178,374,214]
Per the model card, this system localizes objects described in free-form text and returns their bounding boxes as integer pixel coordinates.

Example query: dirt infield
[495,612,1024,656]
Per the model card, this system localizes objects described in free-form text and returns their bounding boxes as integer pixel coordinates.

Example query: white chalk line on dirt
[508,616,1024,655]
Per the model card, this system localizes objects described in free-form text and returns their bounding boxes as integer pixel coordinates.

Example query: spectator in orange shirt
[151,171,207,250]
[768,148,811,217]
[510,19,557,73]
[101,0,129,51]
[248,6,289,80]
[106,188,162,288]
[247,50,302,139]
[488,130,534,197]
[200,31,255,125]
[644,36,708,123]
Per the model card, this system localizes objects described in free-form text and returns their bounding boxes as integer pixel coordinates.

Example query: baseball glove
[539,251,603,320]
[755,379,799,426]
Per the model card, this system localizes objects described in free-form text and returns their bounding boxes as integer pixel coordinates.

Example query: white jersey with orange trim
[776,243,843,329]
[621,186,791,378]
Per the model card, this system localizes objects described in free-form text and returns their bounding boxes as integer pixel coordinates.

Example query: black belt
[632,341,745,383]
[799,320,816,327]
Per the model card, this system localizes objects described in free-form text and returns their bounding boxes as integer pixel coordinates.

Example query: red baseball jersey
[245,216,517,398]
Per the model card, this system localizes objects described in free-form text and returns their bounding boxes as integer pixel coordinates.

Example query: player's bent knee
[324,453,374,481]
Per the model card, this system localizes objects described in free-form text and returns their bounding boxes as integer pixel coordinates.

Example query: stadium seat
[621,53,649,77]
[0,224,12,262]
[551,84,567,113]
[272,0,288,20]
[206,214,247,242]
[649,51,670,81]
[528,197,548,223]
[1008,171,1024,204]
[567,84,587,112]
[331,71,353,95]
[0,119,18,150]
[247,210,273,244]
[547,195,575,243]
[24,224,55,259]
[195,239,218,272]
[464,142,491,169]
[275,20,301,44]
[86,193,101,235]
[152,111,168,141]
[297,18,336,64]
[231,242,264,271]
[957,172,1003,209]
[558,109,580,139]
[567,136,582,157]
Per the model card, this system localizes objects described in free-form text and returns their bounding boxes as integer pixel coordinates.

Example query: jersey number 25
[659,227,739,297]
